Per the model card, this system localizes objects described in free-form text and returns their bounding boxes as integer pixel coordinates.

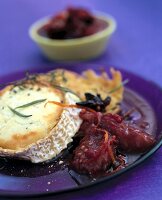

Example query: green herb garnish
[8,106,32,118]
[108,79,129,94]
[53,84,79,97]
[8,99,47,118]
[18,85,25,90]
[61,70,67,82]
[50,71,57,82]
[50,70,67,83]
[15,99,46,109]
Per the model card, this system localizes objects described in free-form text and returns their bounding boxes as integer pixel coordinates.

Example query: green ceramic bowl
[29,13,117,61]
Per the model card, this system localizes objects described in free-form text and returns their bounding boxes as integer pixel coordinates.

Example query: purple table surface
[0,0,162,200]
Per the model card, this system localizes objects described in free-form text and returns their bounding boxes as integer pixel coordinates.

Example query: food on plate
[0,81,82,163]
[99,113,155,153]
[72,125,117,175]
[0,68,156,177]
[39,7,108,39]
[36,68,124,113]
[72,110,155,175]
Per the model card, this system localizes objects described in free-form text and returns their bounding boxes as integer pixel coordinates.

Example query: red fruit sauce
[38,7,108,39]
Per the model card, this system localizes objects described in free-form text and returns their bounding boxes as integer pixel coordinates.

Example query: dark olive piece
[76,93,111,112]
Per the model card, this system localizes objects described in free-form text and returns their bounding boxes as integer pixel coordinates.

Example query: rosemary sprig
[8,106,32,118]
[61,70,67,82]
[53,84,80,98]
[108,79,129,94]
[8,99,46,118]
[15,99,46,109]
[50,70,67,83]
[25,71,38,81]
[18,85,25,90]
[50,71,57,82]
[0,71,39,90]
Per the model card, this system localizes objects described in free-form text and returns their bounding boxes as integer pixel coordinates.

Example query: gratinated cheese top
[0,84,63,150]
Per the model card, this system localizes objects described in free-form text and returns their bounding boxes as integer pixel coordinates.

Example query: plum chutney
[38,7,108,39]
[70,90,156,177]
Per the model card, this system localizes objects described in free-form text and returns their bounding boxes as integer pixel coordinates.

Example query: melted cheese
[0,84,63,150]
[0,84,82,163]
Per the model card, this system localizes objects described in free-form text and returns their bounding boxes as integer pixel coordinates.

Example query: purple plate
[0,64,162,198]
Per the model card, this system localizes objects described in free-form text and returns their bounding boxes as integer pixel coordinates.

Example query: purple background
[0,0,162,199]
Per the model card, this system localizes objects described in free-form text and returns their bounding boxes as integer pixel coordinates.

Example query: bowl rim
[29,12,117,46]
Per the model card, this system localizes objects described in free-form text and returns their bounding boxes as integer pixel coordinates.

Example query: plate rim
[0,65,162,198]
[0,140,161,199]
